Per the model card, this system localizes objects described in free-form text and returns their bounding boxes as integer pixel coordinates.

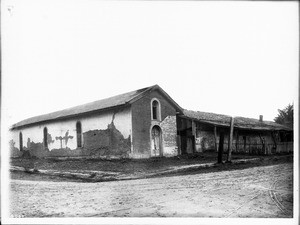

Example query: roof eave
[178,115,292,132]
[178,115,230,128]
[10,103,130,130]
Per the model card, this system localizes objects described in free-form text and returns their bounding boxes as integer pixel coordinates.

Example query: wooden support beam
[235,130,239,153]
[214,126,218,152]
[177,135,181,155]
[271,131,277,151]
[227,117,234,162]
[259,133,266,155]
[218,132,224,163]
[191,120,196,153]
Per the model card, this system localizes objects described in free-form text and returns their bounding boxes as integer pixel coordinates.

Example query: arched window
[76,121,82,148]
[151,99,161,121]
[43,127,48,148]
[19,132,23,151]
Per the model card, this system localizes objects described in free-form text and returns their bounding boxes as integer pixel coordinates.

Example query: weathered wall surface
[233,131,274,154]
[195,126,275,154]
[159,116,178,157]
[9,107,132,158]
[179,117,278,155]
[131,90,178,158]
[195,130,216,152]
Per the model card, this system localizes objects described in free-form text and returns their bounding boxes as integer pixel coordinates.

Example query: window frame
[19,132,23,151]
[43,127,48,148]
[76,121,83,148]
[151,98,161,121]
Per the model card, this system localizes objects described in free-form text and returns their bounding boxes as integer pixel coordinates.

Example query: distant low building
[9,85,293,158]
[178,109,293,155]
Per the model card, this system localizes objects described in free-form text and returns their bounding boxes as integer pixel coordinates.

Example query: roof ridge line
[126,85,157,104]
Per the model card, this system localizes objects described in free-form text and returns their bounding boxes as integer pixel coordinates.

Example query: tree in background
[274,104,293,128]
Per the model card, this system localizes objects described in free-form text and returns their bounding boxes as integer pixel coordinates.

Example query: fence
[219,142,293,155]
[276,142,293,153]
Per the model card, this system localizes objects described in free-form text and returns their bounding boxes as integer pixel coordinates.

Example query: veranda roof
[182,109,292,131]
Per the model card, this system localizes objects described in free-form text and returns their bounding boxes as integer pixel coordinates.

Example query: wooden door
[151,126,162,156]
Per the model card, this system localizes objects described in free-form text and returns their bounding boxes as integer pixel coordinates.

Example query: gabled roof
[182,109,292,131]
[11,85,183,129]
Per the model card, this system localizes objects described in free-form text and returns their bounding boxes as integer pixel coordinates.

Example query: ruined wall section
[160,115,178,157]
[9,132,23,158]
[131,90,177,158]
[9,107,132,158]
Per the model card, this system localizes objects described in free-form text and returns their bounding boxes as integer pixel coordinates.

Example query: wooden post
[218,132,224,163]
[258,133,266,155]
[249,142,251,155]
[271,131,277,153]
[235,130,239,153]
[191,120,196,153]
[243,136,247,153]
[214,126,218,152]
[227,117,234,162]
[177,135,181,155]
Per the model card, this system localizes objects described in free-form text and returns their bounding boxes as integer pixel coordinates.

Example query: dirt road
[9,163,293,217]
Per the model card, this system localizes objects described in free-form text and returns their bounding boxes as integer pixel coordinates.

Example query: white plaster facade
[10,107,132,153]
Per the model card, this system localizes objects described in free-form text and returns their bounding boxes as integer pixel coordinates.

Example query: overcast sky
[2,0,298,127]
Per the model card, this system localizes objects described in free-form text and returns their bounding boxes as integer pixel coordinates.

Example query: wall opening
[43,127,48,148]
[151,98,161,121]
[151,125,162,156]
[76,121,82,148]
[19,132,23,151]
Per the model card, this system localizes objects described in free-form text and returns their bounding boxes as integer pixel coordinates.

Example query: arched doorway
[151,125,162,157]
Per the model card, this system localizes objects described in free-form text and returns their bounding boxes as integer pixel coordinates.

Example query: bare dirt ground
[10,152,291,179]
[9,162,293,218]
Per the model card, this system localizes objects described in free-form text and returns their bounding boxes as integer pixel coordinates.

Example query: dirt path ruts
[9,163,293,217]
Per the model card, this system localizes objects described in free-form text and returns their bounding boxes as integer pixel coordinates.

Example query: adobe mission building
[9,85,293,159]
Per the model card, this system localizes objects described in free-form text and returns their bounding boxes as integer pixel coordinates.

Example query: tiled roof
[12,85,182,129]
[182,109,292,131]
[183,109,231,127]
[11,85,291,132]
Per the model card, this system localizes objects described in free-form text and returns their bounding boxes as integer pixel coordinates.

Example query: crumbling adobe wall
[24,139,48,158]
[160,115,178,157]
[9,107,132,158]
[9,123,78,158]
[9,139,23,158]
[82,121,131,158]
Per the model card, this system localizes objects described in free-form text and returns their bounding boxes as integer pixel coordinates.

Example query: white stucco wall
[10,131,20,150]
[9,107,132,153]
